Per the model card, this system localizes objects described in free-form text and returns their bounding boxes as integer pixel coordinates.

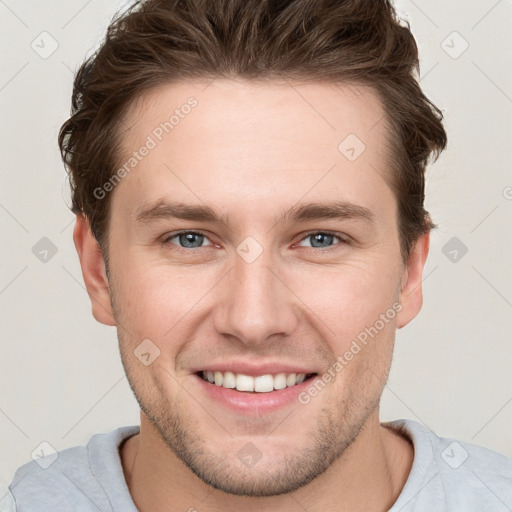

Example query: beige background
[1,0,511,503]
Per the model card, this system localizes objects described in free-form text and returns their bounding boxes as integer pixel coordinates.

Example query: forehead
[113,78,394,224]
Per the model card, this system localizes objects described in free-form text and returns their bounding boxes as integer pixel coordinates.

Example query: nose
[212,245,299,348]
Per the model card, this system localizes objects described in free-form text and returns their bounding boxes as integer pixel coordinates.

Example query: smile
[199,371,317,392]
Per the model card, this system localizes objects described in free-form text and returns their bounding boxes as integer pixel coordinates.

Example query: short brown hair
[59,0,447,263]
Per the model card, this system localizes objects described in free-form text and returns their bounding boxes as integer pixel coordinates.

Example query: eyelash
[160,230,349,253]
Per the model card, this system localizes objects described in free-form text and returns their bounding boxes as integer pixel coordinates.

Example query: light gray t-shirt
[6,419,512,511]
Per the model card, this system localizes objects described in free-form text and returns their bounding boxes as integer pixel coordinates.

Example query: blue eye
[163,231,211,249]
[161,230,347,252]
[296,232,344,249]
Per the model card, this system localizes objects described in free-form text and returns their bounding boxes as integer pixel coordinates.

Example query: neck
[120,411,413,512]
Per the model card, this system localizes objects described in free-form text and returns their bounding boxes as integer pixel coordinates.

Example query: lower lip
[192,373,316,414]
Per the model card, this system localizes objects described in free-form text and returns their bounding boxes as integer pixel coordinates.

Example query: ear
[396,231,430,329]
[73,215,116,326]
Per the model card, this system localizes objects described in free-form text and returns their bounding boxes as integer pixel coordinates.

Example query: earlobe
[396,232,430,329]
[73,215,116,326]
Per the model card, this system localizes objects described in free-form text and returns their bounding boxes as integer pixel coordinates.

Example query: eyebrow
[135,199,375,226]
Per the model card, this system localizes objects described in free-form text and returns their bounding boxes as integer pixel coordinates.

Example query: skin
[73,78,429,511]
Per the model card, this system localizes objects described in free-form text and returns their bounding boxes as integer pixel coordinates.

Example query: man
[8,0,511,511]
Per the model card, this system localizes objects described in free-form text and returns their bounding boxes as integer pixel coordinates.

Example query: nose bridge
[213,243,297,346]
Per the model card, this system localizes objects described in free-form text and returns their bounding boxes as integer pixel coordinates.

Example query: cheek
[111,244,401,346]
[289,260,401,338]
[110,261,220,344]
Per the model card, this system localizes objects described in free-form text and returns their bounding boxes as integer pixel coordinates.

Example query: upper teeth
[202,371,307,392]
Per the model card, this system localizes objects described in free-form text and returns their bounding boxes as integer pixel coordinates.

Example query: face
[78,79,427,497]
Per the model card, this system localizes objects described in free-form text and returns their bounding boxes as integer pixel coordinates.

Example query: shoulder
[8,425,139,512]
[386,419,512,511]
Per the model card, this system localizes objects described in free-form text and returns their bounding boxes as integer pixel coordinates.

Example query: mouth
[197,370,318,393]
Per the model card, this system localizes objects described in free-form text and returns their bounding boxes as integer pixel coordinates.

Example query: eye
[161,231,213,250]
[295,231,347,250]
[160,230,348,252]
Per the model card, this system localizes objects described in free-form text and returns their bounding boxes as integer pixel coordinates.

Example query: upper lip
[190,361,317,377]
